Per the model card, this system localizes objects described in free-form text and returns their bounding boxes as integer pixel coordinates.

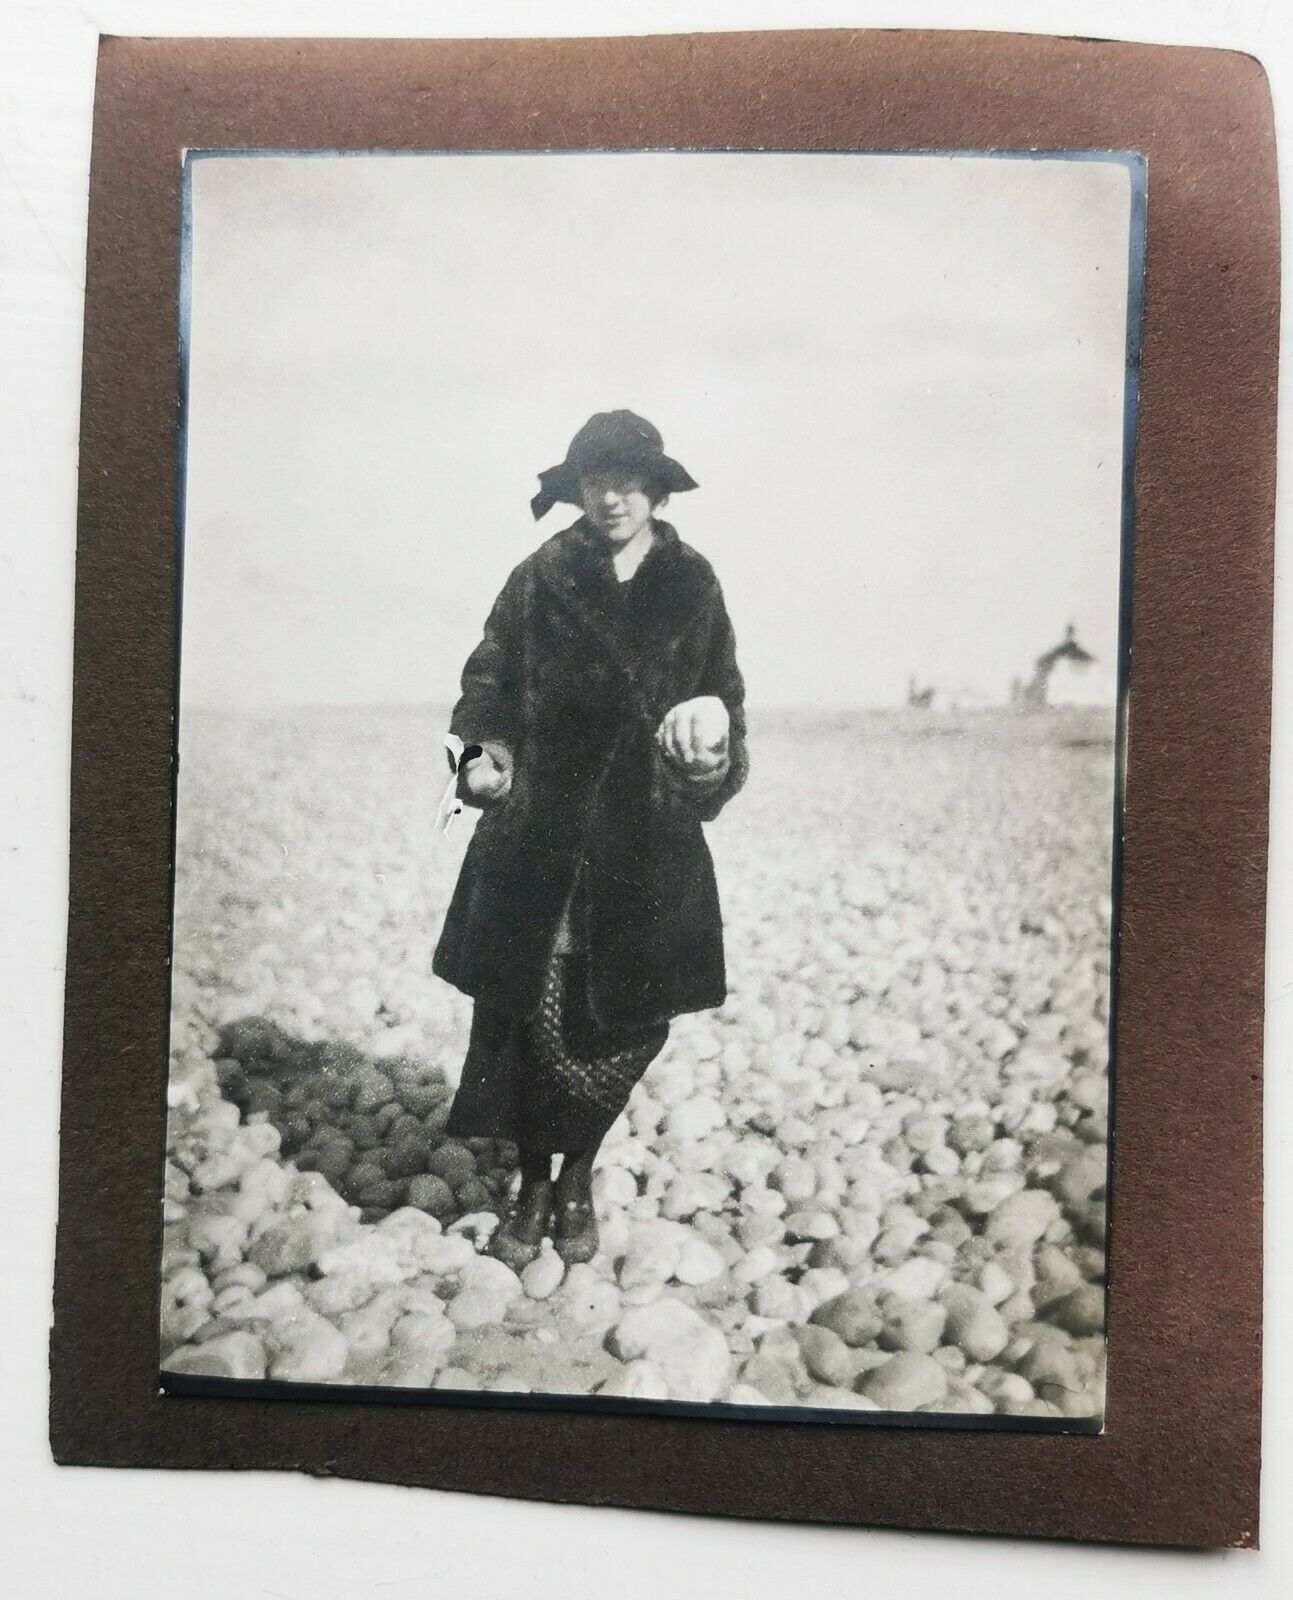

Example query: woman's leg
[490,1143,556,1271]
[518,1144,554,1187]
[551,1136,604,1264]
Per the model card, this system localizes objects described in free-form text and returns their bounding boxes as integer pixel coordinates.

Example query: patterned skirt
[444,947,669,1153]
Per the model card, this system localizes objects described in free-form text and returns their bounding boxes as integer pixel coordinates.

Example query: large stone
[244,1282,309,1323]
[665,1096,725,1141]
[660,1172,729,1221]
[949,1114,995,1155]
[619,1220,687,1296]
[726,1383,773,1406]
[558,1264,623,1330]
[427,1140,477,1189]
[597,1360,671,1400]
[901,1112,948,1153]
[783,1210,839,1243]
[737,1213,785,1251]
[265,1315,348,1383]
[389,1309,456,1365]
[880,1255,948,1302]
[608,1298,733,1403]
[1055,1146,1108,1207]
[165,1265,213,1308]
[357,1179,407,1211]
[316,1230,422,1293]
[409,1171,460,1216]
[1017,1335,1083,1394]
[796,1266,851,1310]
[187,1213,249,1272]
[986,1190,1061,1251]
[211,1261,268,1296]
[750,1276,803,1320]
[417,1233,478,1276]
[164,1330,266,1381]
[962,1174,1023,1216]
[384,1346,450,1388]
[731,1245,780,1287]
[975,1261,1017,1307]
[446,1257,522,1331]
[239,1157,292,1208]
[338,1300,399,1363]
[1050,1284,1105,1337]
[305,1266,380,1317]
[1032,1244,1086,1309]
[809,1287,884,1348]
[521,1250,566,1300]
[793,1325,858,1389]
[445,1211,501,1247]
[873,1218,929,1265]
[737,1352,800,1406]
[941,1377,995,1415]
[771,1156,817,1203]
[353,1069,396,1113]
[674,1236,725,1285]
[249,1211,353,1278]
[725,1140,780,1188]
[879,1298,947,1355]
[940,1284,1010,1362]
[860,1352,949,1412]
[977,1368,1037,1410]
[593,1166,639,1209]
[191,1152,245,1192]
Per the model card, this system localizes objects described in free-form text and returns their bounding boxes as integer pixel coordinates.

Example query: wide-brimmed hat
[530,410,699,520]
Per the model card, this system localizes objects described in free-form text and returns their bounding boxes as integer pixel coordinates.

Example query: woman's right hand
[463,741,513,802]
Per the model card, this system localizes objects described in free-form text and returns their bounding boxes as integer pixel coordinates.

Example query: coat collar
[535,516,707,644]
[531,517,711,715]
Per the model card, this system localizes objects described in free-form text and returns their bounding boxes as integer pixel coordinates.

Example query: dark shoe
[490,1178,554,1272]
[553,1181,599,1266]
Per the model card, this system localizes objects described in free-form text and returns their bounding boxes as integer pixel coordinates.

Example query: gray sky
[181,150,1134,710]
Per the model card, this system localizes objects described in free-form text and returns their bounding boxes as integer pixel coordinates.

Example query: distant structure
[1013,625,1095,710]
[906,675,991,713]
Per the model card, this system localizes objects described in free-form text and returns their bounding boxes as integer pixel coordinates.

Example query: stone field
[161,704,1114,1421]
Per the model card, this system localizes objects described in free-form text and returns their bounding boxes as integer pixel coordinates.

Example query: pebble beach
[161,704,1114,1421]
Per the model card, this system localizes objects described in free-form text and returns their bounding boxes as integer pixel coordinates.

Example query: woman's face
[578,470,655,544]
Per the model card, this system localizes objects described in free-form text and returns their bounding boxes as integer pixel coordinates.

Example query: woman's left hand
[657,696,730,774]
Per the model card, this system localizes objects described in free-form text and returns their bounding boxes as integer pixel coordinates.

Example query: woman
[432,410,749,1270]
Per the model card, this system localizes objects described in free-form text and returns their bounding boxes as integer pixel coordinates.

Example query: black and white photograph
[160,147,1142,1427]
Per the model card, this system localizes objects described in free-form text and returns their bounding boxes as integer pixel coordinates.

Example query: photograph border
[157,142,1146,1440]
[52,30,1273,1548]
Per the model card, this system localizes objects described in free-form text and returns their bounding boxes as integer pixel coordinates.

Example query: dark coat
[432,516,748,1032]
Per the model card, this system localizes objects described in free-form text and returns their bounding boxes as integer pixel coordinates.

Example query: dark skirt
[444,948,669,1152]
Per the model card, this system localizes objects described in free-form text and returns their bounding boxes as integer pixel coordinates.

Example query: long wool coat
[432,516,748,1035]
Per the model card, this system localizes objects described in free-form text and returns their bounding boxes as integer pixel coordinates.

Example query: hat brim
[530,455,698,521]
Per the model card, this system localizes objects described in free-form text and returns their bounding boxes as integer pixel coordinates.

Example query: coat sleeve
[447,567,524,807]
[654,578,749,825]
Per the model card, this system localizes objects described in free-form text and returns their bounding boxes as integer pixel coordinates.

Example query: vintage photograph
[160,148,1142,1426]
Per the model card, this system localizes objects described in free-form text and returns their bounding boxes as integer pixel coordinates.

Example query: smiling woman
[435,409,749,1268]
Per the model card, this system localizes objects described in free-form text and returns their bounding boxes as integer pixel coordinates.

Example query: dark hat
[530,410,699,520]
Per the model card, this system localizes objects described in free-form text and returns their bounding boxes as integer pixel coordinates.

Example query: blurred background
[180,150,1134,716]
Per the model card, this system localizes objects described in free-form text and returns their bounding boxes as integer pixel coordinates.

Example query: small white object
[435,734,468,836]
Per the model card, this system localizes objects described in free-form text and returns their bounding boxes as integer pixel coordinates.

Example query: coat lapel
[534,517,709,695]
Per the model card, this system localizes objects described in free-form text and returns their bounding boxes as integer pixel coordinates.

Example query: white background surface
[1,3,1288,1596]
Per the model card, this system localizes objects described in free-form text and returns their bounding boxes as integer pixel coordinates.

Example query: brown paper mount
[52,30,1274,1549]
